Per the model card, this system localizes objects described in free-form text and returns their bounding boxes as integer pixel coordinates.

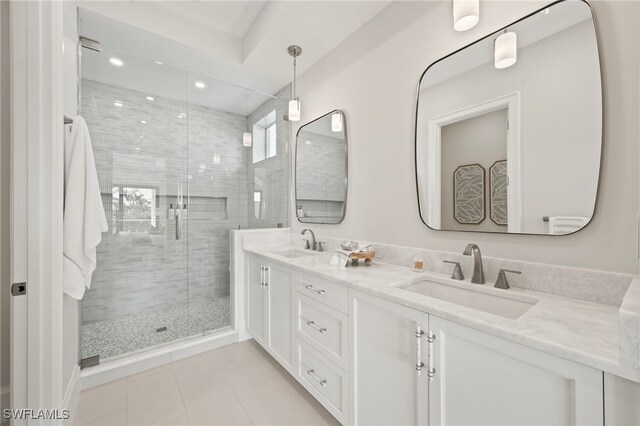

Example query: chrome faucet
[463,244,485,284]
[301,229,317,251]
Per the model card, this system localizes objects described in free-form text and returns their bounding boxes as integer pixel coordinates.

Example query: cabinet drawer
[295,273,348,313]
[297,340,348,424]
[296,293,348,369]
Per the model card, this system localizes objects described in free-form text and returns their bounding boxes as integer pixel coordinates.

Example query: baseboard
[63,364,81,424]
[80,328,239,390]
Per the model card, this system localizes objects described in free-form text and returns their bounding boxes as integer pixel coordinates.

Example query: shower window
[252,110,277,163]
[115,186,158,234]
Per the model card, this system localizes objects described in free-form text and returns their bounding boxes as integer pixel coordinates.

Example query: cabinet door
[350,290,429,425]
[246,256,267,344]
[429,316,603,426]
[267,264,293,369]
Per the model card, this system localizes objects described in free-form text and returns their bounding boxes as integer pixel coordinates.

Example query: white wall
[0,0,10,413]
[293,0,640,274]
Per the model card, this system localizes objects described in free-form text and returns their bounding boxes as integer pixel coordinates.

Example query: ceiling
[78,1,392,115]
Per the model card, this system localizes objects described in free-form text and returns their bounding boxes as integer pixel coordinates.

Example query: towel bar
[64,116,73,125]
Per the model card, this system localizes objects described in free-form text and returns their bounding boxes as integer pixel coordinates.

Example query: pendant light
[287,45,302,122]
[242,94,252,147]
[243,132,252,147]
[453,0,479,32]
[331,112,343,132]
[494,30,517,69]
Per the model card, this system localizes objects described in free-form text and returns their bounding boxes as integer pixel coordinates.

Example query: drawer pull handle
[306,320,327,334]
[306,369,327,387]
[305,284,326,295]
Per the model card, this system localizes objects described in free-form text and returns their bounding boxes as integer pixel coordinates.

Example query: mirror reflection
[296,110,347,224]
[416,0,601,235]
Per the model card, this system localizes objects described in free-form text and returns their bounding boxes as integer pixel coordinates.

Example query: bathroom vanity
[234,230,640,425]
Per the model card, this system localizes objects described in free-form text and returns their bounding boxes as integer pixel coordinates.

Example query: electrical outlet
[372,245,383,259]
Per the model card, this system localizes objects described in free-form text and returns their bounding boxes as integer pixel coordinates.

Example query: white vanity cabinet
[429,316,603,425]
[246,255,293,370]
[349,290,604,426]
[294,273,350,424]
[349,291,429,425]
[245,254,608,426]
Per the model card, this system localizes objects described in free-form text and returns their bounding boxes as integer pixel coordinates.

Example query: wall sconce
[453,0,479,32]
[331,112,343,132]
[287,45,302,122]
[494,30,517,69]
[243,132,252,147]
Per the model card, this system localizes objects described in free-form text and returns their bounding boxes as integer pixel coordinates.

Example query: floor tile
[74,380,127,425]
[172,352,221,387]
[236,377,331,426]
[180,373,251,426]
[160,414,190,426]
[127,365,175,389]
[127,367,186,426]
[77,410,127,426]
[76,341,339,426]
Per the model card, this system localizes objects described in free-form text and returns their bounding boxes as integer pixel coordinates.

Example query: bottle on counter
[413,255,425,273]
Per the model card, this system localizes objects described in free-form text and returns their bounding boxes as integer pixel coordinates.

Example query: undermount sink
[272,249,317,259]
[397,280,538,319]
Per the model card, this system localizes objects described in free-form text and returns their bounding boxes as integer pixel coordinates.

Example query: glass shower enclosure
[79,41,290,363]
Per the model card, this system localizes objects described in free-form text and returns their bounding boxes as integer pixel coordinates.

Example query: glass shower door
[80,46,192,361]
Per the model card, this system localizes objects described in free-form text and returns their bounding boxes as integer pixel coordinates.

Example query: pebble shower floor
[81,296,231,360]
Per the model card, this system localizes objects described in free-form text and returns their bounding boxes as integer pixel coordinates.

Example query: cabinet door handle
[415,327,425,375]
[427,331,436,382]
[304,284,325,295]
[263,266,269,288]
[306,320,327,334]
[260,265,264,287]
[306,369,327,387]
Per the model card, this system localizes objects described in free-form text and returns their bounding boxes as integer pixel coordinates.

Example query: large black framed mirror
[415,0,602,235]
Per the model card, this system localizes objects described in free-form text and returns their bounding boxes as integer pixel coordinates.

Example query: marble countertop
[244,245,640,382]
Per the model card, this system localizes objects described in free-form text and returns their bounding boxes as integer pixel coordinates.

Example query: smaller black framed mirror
[295,110,348,224]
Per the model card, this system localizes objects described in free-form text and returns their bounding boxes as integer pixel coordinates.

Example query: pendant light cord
[292,56,297,100]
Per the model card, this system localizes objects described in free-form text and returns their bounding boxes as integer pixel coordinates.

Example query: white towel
[63,116,108,300]
[548,216,590,235]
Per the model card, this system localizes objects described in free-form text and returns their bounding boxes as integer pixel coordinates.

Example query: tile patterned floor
[82,298,231,360]
[73,340,340,426]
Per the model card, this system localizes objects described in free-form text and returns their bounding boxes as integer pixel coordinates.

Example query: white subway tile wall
[80,80,290,359]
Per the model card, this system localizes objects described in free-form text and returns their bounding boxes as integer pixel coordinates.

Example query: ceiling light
[194,81,206,89]
[109,57,124,67]
[213,154,221,165]
[453,0,479,32]
[331,112,343,132]
[243,132,252,147]
[495,31,517,69]
[287,45,302,122]
[140,120,147,124]
[114,101,123,107]
[155,61,163,65]
[146,96,154,101]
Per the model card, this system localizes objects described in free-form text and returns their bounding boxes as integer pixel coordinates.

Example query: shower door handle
[175,210,180,240]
